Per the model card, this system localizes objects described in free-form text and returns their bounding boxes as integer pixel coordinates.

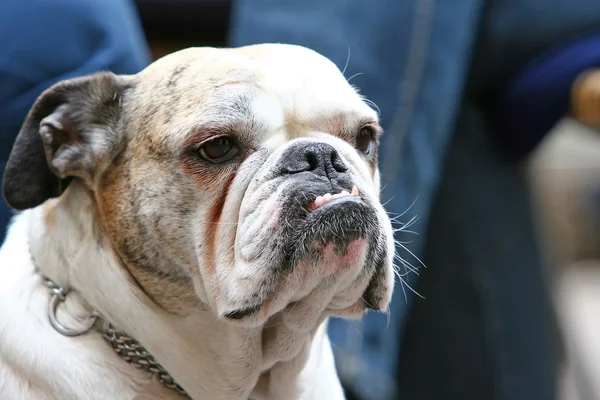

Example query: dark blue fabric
[0,0,151,243]
[490,31,600,158]
[397,103,560,400]
[0,160,6,240]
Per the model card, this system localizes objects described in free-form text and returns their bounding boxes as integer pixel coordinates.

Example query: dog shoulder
[0,211,177,400]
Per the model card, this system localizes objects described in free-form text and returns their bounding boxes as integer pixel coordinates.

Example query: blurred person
[0,0,151,243]
[229,1,600,399]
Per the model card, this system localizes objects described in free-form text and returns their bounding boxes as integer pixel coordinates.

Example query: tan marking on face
[94,153,198,315]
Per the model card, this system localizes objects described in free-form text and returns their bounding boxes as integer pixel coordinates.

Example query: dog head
[3,44,394,329]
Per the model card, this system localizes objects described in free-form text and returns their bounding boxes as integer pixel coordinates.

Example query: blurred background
[2,0,600,399]
[133,0,230,58]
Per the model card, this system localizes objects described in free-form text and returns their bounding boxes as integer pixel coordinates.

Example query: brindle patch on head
[167,63,189,89]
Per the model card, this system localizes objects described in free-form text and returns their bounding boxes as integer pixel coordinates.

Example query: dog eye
[355,127,374,154]
[198,137,239,163]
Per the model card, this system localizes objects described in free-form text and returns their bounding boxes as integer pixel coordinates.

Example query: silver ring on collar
[47,285,98,337]
[38,273,189,397]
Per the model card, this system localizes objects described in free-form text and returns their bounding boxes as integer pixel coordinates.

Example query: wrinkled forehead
[130,46,378,151]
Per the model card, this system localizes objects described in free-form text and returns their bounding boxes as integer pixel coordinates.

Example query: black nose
[279,142,349,177]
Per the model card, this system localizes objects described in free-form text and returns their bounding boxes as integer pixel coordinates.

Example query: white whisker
[363,98,381,114]
[347,72,363,83]
[397,242,426,269]
[342,47,351,75]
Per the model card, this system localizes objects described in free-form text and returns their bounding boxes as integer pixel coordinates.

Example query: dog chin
[218,185,391,328]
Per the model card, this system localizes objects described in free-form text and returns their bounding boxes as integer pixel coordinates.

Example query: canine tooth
[323,193,333,202]
[351,185,359,196]
[314,196,324,207]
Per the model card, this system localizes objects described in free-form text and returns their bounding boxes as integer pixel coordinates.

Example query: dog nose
[279,142,348,176]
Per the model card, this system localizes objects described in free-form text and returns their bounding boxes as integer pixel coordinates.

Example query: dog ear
[2,72,132,211]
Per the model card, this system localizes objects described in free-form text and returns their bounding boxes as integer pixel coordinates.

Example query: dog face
[3,44,394,329]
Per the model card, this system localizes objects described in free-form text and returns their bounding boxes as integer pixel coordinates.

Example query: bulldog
[0,44,395,400]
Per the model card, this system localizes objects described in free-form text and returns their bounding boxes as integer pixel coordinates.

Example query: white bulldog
[0,44,395,400]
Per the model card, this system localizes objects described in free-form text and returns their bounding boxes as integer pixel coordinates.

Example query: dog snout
[278,142,348,177]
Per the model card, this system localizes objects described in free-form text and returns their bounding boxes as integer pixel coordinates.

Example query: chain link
[102,321,189,397]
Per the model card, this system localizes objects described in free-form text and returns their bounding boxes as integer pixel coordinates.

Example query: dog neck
[26,183,325,400]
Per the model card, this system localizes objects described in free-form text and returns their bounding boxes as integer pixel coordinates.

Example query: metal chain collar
[40,273,189,398]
